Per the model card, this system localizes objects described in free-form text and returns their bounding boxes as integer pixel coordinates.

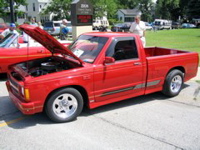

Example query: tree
[116,0,139,9]
[139,0,154,22]
[187,0,200,19]
[0,0,27,17]
[41,0,71,20]
[179,0,190,18]
[89,0,117,19]
[155,0,179,20]
[42,0,117,21]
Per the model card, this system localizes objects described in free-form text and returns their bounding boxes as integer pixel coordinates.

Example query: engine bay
[17,56,80,77]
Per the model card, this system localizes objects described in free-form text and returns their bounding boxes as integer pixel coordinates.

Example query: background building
[25,0,50,23]
[2,0,51,24]
[117,9,141,22]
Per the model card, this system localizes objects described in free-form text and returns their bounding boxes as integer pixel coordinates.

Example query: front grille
[8,74,20,95]
[8,75,18,87]
[11,72,23,81]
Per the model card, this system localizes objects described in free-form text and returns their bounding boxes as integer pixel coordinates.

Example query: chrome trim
[147,80,160,87]
[101,87,134,97]
[100,80,161,97]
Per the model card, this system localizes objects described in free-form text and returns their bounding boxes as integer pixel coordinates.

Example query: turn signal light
[24,89,30,101]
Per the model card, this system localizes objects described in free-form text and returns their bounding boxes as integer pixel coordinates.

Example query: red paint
[6,25,199,115]
[0,36,70,73]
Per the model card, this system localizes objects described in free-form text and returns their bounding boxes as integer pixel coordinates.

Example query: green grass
[146,29,200,53]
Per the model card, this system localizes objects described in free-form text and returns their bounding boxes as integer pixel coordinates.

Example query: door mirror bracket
[104,57,115,65]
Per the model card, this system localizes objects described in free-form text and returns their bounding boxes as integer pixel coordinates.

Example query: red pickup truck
[6,25,199,123]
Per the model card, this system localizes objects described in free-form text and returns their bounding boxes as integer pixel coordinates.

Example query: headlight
[20,86,25,96]
[20,86,30,101]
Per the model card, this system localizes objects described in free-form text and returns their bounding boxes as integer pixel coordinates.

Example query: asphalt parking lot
[0,69,200,150]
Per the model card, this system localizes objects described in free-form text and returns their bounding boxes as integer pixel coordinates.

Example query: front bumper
[6,81,43,115]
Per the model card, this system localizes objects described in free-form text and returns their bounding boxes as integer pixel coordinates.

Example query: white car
[145,22,153,30]
[43,21,72,36]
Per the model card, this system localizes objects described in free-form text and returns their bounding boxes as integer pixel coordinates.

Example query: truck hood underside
[18,24,83,65]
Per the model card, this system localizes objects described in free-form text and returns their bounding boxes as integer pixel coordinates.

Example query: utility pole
[10,0,15,23]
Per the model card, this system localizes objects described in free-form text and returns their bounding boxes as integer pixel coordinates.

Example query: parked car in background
[43,21,72,36]
[0,33,49,73]
[172,22,181,29]
[0,32,71,74]
[93,18,109,30]
[0,23,8,33]
[43,21,61,36]
[111,22,131,32]
[154,19,172,30]
[193,18,200,28]
[145,22,153,30]
[181,23,196,28]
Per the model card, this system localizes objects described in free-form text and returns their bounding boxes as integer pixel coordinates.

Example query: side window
[106,38,138,61]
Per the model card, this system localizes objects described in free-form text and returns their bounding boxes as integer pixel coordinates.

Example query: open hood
[19,24,83,65]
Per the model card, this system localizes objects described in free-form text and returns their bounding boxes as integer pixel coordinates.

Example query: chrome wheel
[170,75,183,93]
[162,69,184,97]
[52,93,78,119]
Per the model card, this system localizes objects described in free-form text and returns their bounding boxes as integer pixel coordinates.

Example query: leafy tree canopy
[155,0,179,20]
[0,0,27,16]
[89,0,117,19]
[187,0,200,19]
[41,0,71,20]
[116,0,139,9]
[139,0,154,22]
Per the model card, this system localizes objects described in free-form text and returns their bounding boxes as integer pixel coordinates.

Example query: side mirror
[104,57,115,64]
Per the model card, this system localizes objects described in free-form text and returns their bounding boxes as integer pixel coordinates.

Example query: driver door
[93,37,146,102]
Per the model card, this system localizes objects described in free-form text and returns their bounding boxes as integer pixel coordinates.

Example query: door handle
[133,62,141,66]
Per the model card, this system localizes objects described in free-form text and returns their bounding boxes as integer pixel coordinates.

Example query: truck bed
[143,47,199,95]
[144,47,190,57]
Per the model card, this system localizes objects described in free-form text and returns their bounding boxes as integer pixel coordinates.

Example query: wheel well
[44,85,89,111]
[166,66,185,78]
[169,66,185,73]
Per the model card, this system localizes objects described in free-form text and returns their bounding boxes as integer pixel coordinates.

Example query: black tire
[45,88,83,123]
[162,69,184,97]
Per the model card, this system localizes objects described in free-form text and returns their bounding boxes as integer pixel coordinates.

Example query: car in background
[193,18,200,28]
[0,32,49,73]
[172,22,181,29]
[111,23,131,32]
[93,18,109,30]
[145,22,152,30]
[181,23,196,28]
[0,23,8,33]
[43,21,72,36]
[154,19,172,30]
[43,21,61,36]
[0,31,71,73]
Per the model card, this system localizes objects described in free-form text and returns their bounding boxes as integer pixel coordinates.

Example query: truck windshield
[69,35,108,63]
